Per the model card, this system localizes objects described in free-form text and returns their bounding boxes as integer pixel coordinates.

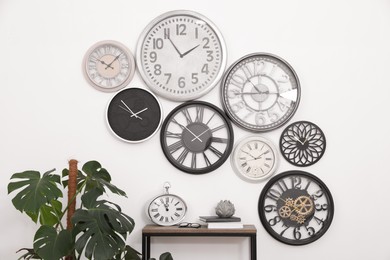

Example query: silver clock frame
[221,52,301,132]
[231,135,279,182]
[136,10,227,102]
[83,40,136,92]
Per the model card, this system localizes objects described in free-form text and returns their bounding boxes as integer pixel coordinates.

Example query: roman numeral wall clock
[160,101,234,174]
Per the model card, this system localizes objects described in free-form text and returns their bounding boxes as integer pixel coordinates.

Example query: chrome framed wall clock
[231,135,279,182]
[136,10,227,101]
[83,40,135,92]
[160,101,234,174]
[106,87,162,143]
[147,182,187,226]
[280,121,326,167]
[258,170,334,245]
[221,53,301,132]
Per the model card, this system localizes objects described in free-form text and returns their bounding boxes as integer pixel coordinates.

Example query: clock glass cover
[106,87,162,143]
[160,101,234,174]
[83,40,135,92]
[258,170,334,245]
[221,53,301,132]
[231,136,278,182]
[280,121,326,167]
[136,10,227,101]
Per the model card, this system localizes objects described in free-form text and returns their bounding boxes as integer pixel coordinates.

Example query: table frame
[142,224,257,260]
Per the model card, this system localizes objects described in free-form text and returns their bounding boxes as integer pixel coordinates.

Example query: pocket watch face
[136,10,227,101]
[280,121,326,166]
[106,87,162,143]
[83,40,135,92]
[258,171,334,245]
[221,53,301,132]
[148,194,187,226]
[160,101,234,174]
[231,136,278,182]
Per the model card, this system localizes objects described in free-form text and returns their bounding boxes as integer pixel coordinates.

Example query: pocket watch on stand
[147,182,187,226]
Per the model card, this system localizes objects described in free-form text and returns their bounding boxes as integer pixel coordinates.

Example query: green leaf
[39,200,62,226]
[8,169,62,222]
[72,200,135,260]
[121,245,141,260]
[33,226,72,260]
[160,252,173,260]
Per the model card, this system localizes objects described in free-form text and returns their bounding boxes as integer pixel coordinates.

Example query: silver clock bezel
[136,10,227,102]
[231,135,279,182]
[221,52,301,132]
[83,40,136,92]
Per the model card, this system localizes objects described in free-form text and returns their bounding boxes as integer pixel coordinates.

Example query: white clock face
[231,136,278,181]
[148,194,187,226]
[83,40,135,92]
[136,10,227,101]
[221,53,301,132]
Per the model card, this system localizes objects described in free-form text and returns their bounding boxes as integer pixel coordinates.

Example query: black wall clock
[280,121,326,167]
[258,170,334,246]
[160,101,234,174]
[221,53,301,132]
[106,87,162,143]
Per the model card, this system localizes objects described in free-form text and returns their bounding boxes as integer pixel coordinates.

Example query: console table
[142,224,257,260]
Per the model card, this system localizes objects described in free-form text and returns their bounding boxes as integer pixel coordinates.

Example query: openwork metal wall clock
[221,53,301,132]
[280,121,326,167]
[83,40,135,92]
[258,170,334,245]
[231,136,279,182]
[136,10,227,101]
[106,87,162,143]
[160,101,234,174]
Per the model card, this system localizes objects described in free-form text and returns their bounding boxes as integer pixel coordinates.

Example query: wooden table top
[142,224,257,235]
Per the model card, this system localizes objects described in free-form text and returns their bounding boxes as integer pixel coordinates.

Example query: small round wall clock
[231,136,279,182]
[280,121,326,167]
[258,170,334,245]
[221,53,301,132]
[106,87,162,143]
[83,40,135,92]
[160,101,234,174]
[136,10,227,101]
[147,182,187,226]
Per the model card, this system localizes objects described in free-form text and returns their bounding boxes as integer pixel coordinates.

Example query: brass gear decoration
[294,196,314,216]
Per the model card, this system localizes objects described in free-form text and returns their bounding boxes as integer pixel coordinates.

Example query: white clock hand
[183,126,202,142]
[120,100,141,119]
[131,107,148,118]
[191,128,210,142]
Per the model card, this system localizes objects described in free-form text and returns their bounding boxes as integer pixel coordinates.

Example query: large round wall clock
[231,135,279,182]
[258,170,334,246]
[280,121,326,167]
[83,40,135,92]
[147,182,187,226]
[160,101,234,174]
[106,87,162,143]
[136,10,227,101]
[221,53,301,132]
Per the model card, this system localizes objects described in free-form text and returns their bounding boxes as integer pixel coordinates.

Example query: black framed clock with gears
[106,87,163,143]
[160,101,234,174]
[279,121,326,167]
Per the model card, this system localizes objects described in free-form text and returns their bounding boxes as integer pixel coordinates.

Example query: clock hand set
[167,36,199,58]
[293,136,306,145]
[181,44,200,57]
[105,53,122,69]
[183,126,203,142]
[119,100,148,120]
[191,128,210,142]
[97,59,114,69]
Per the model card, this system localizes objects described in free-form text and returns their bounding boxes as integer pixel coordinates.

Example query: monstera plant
[7,159,172,260]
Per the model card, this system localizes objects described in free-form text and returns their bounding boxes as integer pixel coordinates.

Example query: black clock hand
[97,59,114,69]
[181,44,200,58]
[167,37,183,57]
[241,150,257,160]
[105,53,122,69]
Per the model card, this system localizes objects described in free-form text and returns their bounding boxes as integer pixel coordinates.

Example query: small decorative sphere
[215,200,235,218]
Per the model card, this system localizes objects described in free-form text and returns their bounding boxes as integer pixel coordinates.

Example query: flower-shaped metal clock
[279,121,326,167]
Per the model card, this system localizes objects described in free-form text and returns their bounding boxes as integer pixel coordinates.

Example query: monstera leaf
[62,160,126,197]
[72,190,135,260]
[33,226,72,260]
[7,169,62,223]
[149,252,174,260]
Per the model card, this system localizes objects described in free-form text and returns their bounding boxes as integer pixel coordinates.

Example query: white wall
[1,0,389,259]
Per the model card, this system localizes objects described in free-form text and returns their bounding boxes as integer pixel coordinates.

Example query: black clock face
[106,87,162,143]
[280,121,326,167]
[160,101,234,174]
[258,171,334,246]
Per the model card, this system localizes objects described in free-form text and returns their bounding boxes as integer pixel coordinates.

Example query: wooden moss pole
[65,159,78,260]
